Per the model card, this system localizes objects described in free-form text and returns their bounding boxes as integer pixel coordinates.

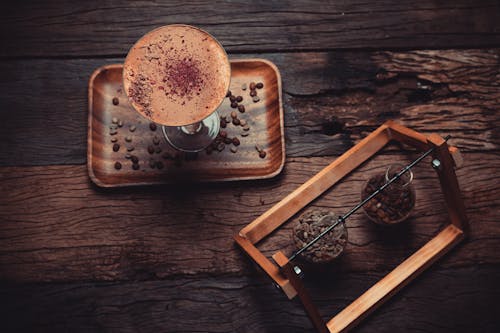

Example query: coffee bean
[226,90,231,97]
[239,119,247,126]
[149,122,157,131]
[156,161,164,169]
[236,96,243,102]
[259,150,267,158]
[230,102,238,109]
[131,155,139,163]
[112,97,119,105]
[114,161,122,170]
[241,131,249,137]
[129,125,136,132]
[250,90,257,97]
[230,146,238,153]
[112,143,120,152]
[126,146,135,152]
[219,130,227,138]
[125,136,132,142]
[230,111,237,119]
[109,129,117,135]
[256,82,264,89]
[132,163,140,170]
[112,117,118,124]
[238,105,245,113]
[220,119,227,128]
[232,118,240,126]
[149,159,156,169]
[118,120,123,127]
[125,153,132,159]
[250,82,256,90]
[243,125,250,131]
[229,95,236,103]
[110,137,118,143]
[223,137,232,144]
[153,136,160,145]
[155,146,162,154]
[252,96,260,103]
[232,137,240,146]
[147,145,155,154]
[241,83,247,91]
[217,143,225,152]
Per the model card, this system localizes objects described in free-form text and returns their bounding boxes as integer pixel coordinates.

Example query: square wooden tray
[87,59,285,187]
[235,121,468,333]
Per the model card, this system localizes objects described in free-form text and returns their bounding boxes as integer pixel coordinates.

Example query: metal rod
[289,135,451,262]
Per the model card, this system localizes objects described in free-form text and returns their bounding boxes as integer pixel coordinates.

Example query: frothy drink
[123,25,230,126]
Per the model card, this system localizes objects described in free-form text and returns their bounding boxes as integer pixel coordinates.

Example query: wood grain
[0,151,498,283]
[1,49,499,167]
[2,1,500,57]
[0,265,498,332]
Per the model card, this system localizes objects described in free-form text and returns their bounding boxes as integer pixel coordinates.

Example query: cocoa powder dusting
[164,58,205,99]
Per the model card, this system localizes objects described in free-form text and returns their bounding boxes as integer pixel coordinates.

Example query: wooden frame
[234,121,468,333]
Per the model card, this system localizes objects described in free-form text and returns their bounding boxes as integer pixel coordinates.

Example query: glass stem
[181,122,202,135]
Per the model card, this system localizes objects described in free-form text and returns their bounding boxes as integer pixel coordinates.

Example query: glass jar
[361,164,416,225]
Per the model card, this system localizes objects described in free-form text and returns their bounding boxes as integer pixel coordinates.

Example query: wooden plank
[327,224,463,333]
[0,265,498,332]
[1,49,499,166]
[0,152,498,283]
[240,123,390,243]
[2,1,500,57]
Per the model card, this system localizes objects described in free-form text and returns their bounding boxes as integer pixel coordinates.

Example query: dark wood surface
[1,1,499,332]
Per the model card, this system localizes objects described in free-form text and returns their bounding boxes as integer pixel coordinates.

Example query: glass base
[162,111,220,152]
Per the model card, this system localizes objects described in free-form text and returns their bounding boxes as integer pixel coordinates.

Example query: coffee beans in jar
[361,164,415,225]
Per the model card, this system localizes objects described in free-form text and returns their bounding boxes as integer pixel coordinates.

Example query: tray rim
[88,59,285,187]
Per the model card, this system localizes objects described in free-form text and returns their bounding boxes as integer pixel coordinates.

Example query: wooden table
[1,2,499,332]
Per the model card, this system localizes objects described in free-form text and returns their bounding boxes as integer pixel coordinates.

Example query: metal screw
[432,159,441,170]
[294,266,304,279]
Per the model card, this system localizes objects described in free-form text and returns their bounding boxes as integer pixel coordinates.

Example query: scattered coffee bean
[155,146,162,154]
[132,163,140,170]
[127,146,135,152]
[112,117,118,124]
[256,82,264,89]
[259,150,267,158]
[147,145,155,154]
[125,153,132,159]
[232,118,240,126]
[156,161,164,169]
[149,122,157,131]
[152,136,160,145]
[236,96,243,102]
[252,96,260,103]
[241,83,247,91]
[220,119,227,128]
[232,137,240,146]
[109,125,118,130]
[250,90,257,97]
[110,137,118,143]
[230,102,238,109]
[230,111,237,119]
[109,129,118,135]
[112,97,119,105]
[118,120,123,127]
[114,161,122,170]
[125,136,132,142]
[217,143,225,152]
[238,105,245,113]
[230,146,238,153]
[250,82,256,90]
[220,130,227,138]
[112,143,120,152]
[229,95,236,103]
[131,155,139,163]
[226,90,231,97]
[220,114,228,121]
[241,131,249,137]
[239,119,247,126]
[129,125,136,132]
[243,125,250,131]
[149,159,156,169]
[223,137,232,144]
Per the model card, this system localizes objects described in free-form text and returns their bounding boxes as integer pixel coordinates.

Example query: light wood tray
[87,59,285,187]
